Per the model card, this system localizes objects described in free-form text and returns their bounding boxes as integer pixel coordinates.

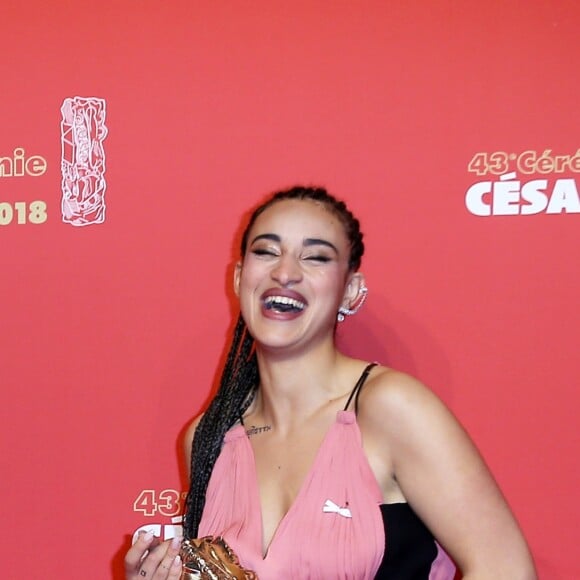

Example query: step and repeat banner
[1,2,578,578]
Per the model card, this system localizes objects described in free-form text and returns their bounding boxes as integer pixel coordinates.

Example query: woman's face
[234,199,363,353]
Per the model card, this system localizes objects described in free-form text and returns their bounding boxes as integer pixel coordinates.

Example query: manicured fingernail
[144,530,154,542]
[173,555,182,567]
[171,536,181,549]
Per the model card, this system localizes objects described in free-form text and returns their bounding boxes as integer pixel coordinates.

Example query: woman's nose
[270,255,303,286]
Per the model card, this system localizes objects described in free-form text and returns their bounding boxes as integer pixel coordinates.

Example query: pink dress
[198,408,456,579]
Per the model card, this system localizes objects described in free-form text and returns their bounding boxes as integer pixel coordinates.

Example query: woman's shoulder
[185,412,204,439]
[362,364,440,407]
[183,413,204,472]
[357,363,456,437]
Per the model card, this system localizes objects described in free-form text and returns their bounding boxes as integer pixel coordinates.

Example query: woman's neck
[252,344,353,431]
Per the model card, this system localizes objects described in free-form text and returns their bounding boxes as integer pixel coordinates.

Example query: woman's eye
[304,255,331,263]
[251,248,277,257]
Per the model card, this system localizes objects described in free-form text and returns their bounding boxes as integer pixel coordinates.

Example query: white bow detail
[322,499,352,518]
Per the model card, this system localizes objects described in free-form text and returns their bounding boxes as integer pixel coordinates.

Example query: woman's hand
[125,531,182,580]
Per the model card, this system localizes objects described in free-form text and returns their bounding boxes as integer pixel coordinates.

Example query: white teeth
[264,295,306,310]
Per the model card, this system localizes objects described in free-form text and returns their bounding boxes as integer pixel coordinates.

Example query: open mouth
[263,295,306,314]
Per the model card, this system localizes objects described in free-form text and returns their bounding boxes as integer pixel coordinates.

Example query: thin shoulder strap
[343,362,378,414]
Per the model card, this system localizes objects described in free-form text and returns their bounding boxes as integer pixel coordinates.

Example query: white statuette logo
[60,97,108,226]
[322,499,352,518]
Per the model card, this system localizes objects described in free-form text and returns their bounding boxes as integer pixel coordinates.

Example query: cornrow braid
[183,185,365,538]
[183,314,258,538]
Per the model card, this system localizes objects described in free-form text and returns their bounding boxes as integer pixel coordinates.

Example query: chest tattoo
[245,424,272,437]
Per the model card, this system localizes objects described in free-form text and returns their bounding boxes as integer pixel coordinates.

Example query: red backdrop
[1,1,578,578]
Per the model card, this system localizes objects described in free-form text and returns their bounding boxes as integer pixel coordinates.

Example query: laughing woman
[125,186,536,579]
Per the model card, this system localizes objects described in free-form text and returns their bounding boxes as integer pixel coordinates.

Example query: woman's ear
[233,262,242,297]
[341,272,366,310]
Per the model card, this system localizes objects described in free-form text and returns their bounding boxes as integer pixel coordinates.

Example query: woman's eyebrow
[250,233,280,244]
[303,238,339,254]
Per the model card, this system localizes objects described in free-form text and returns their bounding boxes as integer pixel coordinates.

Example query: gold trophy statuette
[180,536,258,580]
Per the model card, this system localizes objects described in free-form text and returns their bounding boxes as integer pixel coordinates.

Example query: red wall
[1,2,578,578]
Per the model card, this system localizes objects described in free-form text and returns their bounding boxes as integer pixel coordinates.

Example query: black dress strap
[343,362,378,414]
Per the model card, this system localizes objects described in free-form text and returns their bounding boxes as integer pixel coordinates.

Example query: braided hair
[182,185,365,538]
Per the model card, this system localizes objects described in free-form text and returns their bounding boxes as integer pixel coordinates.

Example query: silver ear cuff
[337,285,368,322]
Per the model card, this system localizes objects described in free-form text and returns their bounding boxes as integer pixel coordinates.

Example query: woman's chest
[250,426,329,551]
[200,416,386,578]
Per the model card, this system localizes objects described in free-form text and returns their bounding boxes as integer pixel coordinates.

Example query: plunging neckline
[201,407,387,579]
[234,410,368,559]
[233,363,381,558]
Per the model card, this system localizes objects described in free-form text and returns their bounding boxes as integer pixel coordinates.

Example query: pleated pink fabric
[430,543,457,580]
[199,410,385,579]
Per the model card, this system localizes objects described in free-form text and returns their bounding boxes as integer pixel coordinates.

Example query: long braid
[183,314,258,538]
[183,185,364,538]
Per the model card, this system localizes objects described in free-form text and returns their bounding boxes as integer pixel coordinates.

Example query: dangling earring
[337,285,368,322]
